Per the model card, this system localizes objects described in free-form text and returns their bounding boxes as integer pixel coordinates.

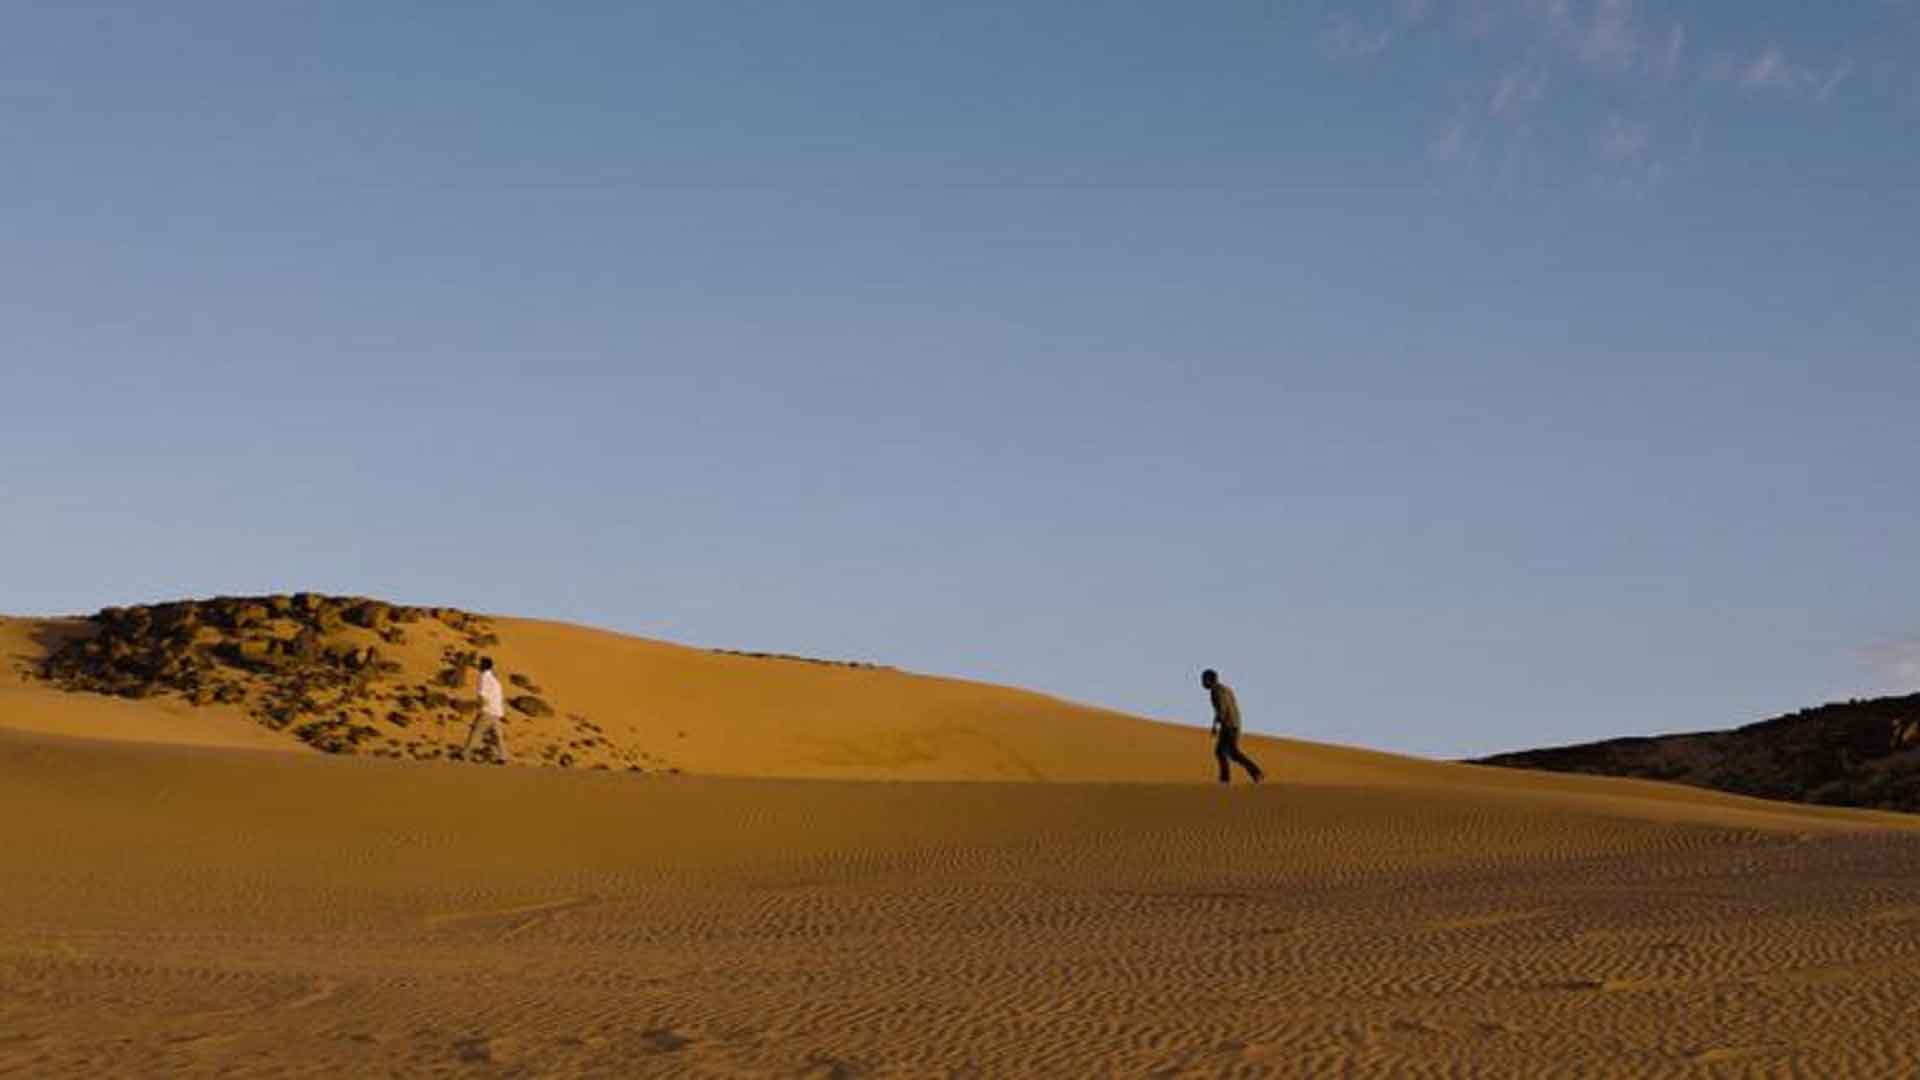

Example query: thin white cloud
[1319,0,1439,61]
[1431,107,1476,163]
[1331,1,1883,185]
[1725,45,1854,101]
[1740,45,1800,90]
[1320,16,1396,59]
[1728,42,1843,98]
[1596,113,1650,161]
[1508,0,1644,71]
[1575,0,1640,70]
[1867,638,1920,693]
[1661,23,1686,80]
[1490,62,1550,115]
[1817,62,1853,102]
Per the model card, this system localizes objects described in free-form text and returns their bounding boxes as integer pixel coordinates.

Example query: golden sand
[3,612,1918,1075]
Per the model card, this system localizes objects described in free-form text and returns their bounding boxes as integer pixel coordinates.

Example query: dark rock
[32,594,567,768]
[230,603,271,629]
[286,631,322,662]
[1477,692,1920,814]
[341,601,391,629]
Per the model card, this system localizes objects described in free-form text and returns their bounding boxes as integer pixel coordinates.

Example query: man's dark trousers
[1215,727,1263,783]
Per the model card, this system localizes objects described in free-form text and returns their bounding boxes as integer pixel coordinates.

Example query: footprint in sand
[637,1028,691,1054]
[453,1035,492,1063]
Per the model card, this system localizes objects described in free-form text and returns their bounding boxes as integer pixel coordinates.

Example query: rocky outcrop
[29,595,665,772]
[1476,693,1920,813]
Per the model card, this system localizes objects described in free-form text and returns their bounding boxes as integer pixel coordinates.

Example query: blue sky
[3,2,1916,757]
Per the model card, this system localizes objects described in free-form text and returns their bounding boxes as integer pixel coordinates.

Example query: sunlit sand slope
[0,603,1607,784]
[8,604,1302,779]
[3,729,1918,1076]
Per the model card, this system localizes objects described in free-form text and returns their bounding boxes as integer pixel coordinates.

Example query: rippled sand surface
[4,729,1919,1077]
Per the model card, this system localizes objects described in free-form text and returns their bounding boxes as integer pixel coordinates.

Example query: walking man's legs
[463,713,507,763]
[1215,729,1263,783]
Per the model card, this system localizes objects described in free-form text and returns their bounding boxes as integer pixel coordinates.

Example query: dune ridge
[1,596,1453,784]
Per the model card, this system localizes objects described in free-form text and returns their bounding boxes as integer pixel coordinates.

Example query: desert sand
[5,608,1920,1076]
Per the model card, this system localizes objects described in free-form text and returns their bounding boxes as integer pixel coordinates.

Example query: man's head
[1200,669,1218,689]
[479,657,494,672]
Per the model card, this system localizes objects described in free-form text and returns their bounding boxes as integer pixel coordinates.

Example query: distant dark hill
[1475,693,1920,813]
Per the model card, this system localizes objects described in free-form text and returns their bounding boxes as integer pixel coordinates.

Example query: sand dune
[6,606,1920,1074]
[1,601,1516,784]
[5,727,1920,1075]
[8,604,1295,780]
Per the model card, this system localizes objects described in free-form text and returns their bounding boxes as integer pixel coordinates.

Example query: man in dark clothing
[1203,669,1264,784]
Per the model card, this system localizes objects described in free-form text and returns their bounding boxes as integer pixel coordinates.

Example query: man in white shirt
[462,657,510,764]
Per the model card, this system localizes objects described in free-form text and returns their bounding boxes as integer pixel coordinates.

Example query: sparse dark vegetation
[1476,693,1920,814]
[509,695,553,718]
[709,648,890,671]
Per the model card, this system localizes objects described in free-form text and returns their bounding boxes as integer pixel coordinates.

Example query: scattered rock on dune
[29,596,601,764]
[340,600,392,630]
[710,648,889,671]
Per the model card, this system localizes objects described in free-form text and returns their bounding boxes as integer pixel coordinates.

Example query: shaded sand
[5,727,1920,1076]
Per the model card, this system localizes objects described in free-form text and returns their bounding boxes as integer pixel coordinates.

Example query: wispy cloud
[1430,107,1476,164]
[1660,23,1686,80]
[1867,638,1920,693]
[1320,16,1396,59]
[1319,0,1437,60]
[1328,1,1888,186]
[1739,45,1801,90]
[1596,113,1650,162]
[1817,63,1854,102]
[1490,62,1550,115]
[1706,44,1854,100]
[1565,0,1640,71]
